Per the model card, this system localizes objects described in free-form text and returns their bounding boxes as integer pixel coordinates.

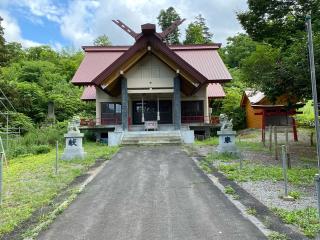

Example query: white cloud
[60,0,248,47]
[11,0,63,23]
[1,0,249,48]
[0,10,42,47]
[60,1,100,47]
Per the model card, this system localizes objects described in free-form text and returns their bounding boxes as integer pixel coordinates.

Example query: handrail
[80,116,220,126]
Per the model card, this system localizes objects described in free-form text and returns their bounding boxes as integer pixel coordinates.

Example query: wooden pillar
[121,77,128,131]
[262,110,266,146]
[292,117,298,141]
[173,76,181,130]
[274,126,278,160]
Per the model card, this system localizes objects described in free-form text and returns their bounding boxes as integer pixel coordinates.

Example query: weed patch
[218,163,317,186]
[224,185,236,195]
[195,137,218,146]
[268,231,288,240]
[0,142,118,237]
[272,207,320,238]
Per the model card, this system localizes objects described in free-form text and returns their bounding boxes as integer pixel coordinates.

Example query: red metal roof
[207,83,225,98]
[72,44,231,85]
[72,50,124,84]
[81,86,96,101]
[174,50,232,81]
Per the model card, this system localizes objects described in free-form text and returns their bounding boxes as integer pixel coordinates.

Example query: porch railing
[80,117,121,126]
[80,117,132,127]
[80,116,219,126]
[181,115,220,125]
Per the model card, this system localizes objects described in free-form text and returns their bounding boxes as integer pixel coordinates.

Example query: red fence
[181,116,220,125]
[81,116,219,126]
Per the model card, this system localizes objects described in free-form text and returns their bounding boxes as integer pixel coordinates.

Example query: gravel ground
[238,181,317,211]
[193,133,318,212]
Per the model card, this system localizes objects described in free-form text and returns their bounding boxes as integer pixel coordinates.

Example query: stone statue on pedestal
[217,114,237,154]
[61,116,86,160]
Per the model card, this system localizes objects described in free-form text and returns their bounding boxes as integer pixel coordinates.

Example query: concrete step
[122,139,182,145]
[122,131,182,145]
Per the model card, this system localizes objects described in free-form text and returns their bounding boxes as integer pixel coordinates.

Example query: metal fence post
[274,126,278,160]
[55,141,58,175]
[281,145,288,197]
[315,174,320,218]
[0,151,2,205]
[269,125,273,151]
[306,14,320,218]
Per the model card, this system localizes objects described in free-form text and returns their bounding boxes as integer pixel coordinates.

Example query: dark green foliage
[184,14,213,44]
[236,1,320,101]
[194,14,213,43]
[184,23,205,44]
[221,34,258,68]
[8,124,67,158]
[214,68,246,130]
[237,0,320,47]
[157,7,181,44]
[0,16,7,66]
[31,145,51,154]
[0,44,91,127]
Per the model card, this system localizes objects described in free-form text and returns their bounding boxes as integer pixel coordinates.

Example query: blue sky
[0,0,248,50]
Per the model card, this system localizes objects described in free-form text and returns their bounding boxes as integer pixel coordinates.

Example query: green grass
[246,207,257,216]
[224,185,236,195]
[195,137,218,146]
[217,163,317,186]
[0,142,118,237]
[272,207,320,238]
[268,231,288,240]
[236,140,270,152]
[206,152,238,162]
[194,136,270,153]
[199,147,317,186]
[288,191,302,200]
[200,151,238,173]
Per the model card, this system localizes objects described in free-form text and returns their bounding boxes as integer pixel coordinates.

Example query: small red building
[240,90,301,141]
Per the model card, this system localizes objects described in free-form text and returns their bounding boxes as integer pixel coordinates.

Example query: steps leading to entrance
[121,130,182,145]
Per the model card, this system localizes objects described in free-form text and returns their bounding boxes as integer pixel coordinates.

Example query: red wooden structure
[254,106,300,142]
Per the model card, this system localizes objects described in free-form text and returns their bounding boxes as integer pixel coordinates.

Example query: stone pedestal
[61,132,86,160]
[217,130,237,153]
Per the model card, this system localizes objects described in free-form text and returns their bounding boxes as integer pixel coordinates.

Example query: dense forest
[0,1,319,133]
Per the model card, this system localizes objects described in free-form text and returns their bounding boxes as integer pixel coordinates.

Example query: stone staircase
[121,130,182,145]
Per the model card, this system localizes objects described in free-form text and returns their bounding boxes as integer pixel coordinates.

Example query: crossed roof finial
[112,19,186,41]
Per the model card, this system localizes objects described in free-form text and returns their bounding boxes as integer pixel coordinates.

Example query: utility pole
[306,14,320,218]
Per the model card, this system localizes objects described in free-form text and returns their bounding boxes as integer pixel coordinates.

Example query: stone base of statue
[217,130,238,154]
[61,132,86,160]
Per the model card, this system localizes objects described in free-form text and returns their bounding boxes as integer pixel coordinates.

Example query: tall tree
[93,34,111,46]
[236,0,320,102]
[0,16,7,66]
[184,14,213,44]
[237,0,320,47]
[221,34,258,68]
[157,7,181,44]
[194,14,213,43]
[184,23,205,44]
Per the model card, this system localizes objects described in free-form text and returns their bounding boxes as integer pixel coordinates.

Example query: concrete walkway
[38,146,266,240]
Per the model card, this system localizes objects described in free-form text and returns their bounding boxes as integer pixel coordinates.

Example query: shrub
[296,100,315,127]
[31,145,51,154]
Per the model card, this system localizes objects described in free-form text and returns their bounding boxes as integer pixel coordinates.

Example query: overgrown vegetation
[0,142,118,237]
[268,231,289,240]
[272,207,320,238]
[218,163,317,186]
[6,123,67,158]
[296,100,315,127]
